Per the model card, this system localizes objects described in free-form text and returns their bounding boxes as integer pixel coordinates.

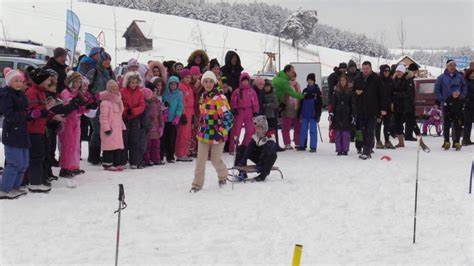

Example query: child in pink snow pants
[229,72,259,153]
[175,69,195,161]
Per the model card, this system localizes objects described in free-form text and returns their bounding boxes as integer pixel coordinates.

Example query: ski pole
[318,123,323,143]
[469,161,473,194]
[114,184,127,266]
[413,137,421,244]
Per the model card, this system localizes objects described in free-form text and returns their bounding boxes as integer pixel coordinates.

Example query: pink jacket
[179,81,195,116]
[230,73,259,113]
[59,88,89,124]
[99,91,126,151]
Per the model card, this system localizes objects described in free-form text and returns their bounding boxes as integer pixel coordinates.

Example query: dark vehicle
[414,78,437,117]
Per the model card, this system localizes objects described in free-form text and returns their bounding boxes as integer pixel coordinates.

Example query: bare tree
[397,18,407,54]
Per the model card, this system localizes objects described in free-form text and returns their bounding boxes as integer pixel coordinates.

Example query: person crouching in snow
[58,72,90,178]
[190,71,233,193]
[175,69,195,162]
[162,76,183,163]
[298,73,322,152]
[235,115,278,182]
[120,71,145,169]
[99,80,126,171]
[229,72,259,154]
[142,87,165,166]
[0,69,30,199]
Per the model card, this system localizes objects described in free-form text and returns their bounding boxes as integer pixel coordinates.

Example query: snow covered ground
[0,113,472,265]
[1,0,443,77]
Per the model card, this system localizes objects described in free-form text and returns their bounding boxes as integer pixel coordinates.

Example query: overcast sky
[210,0,473,49]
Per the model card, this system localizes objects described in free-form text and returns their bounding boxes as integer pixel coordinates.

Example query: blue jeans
[300,118,318,149]
[1,146,29,192]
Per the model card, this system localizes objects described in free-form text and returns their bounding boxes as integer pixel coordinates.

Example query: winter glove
[72,96,86,106]
[351,116,356,126]
[30,109,42,119]
[172,116,180,125]
[252,112,258,117]
[105,130,112,136]
[192,115,196,124]
[232,109,239,116]
[180,114,188,125]
[127,109,133,116]
[328,112,334,122]
[164,102,170,108]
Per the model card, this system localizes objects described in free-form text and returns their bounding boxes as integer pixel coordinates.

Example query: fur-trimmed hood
[122,71,143,88]
[187,49,209,69]
[147,61,168,82]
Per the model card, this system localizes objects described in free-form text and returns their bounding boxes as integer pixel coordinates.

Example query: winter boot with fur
[384,141,395,149]
[376,141,384,149]
[395,135,405,148]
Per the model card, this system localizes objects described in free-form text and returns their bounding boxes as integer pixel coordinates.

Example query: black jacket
[444,96,464,121]
[221,51,243,90]
[465,80,474,110]
[0,86,31,148]
[332,87,356,131]
[45,57,68,94]
[380,74,394,112]
[353,71,385,117]
[392,72,415,114]
[327,68,344,107]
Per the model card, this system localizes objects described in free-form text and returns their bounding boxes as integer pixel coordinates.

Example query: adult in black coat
[375,64,395,149]
[353,61,388,159]
[462,69,474,146]
[44,47,68,94]
[220,51,243,91]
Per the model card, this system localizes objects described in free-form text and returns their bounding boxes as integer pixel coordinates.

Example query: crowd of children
[0,47,472,198]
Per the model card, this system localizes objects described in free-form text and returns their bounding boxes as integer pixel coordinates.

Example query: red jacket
[26,84,49,134]
[120,87,145,120]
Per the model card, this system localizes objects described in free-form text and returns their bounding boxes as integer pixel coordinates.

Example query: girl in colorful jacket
[191,71,233,193]
[229,72,259,153]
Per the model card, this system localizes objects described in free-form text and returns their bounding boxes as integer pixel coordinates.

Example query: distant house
[396,55,429,78]
[123,20,153,51]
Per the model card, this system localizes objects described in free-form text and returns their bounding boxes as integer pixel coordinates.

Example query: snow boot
[0,191,22,199]
[59,169,74,178]
[177,156,193,162]
[154,161,165,166]
[359,153,372,160]
[71,169,85,176]
[189,187,201,193]
[285,144,293,150]
[309,148,317,153]
[462,139,473,146]
[28,185,51,193]
[419,137,431,153]
[454,142,462,151]
[442,142,451,150]
[384,141,395,149]
[376,141,384,149]
[104,166,118,171]
[218,179,227,187]
[395,135,405,148]
[255,174,267,182]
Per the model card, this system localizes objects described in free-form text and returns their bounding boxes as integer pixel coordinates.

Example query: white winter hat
[3,68,23,86]
[395,64,406,73]
[201,71,217,83]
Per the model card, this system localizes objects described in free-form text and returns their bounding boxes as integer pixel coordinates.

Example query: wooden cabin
[123,20,153,51]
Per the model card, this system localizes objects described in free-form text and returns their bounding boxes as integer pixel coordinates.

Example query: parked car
[414,78,437,117]
[0,56,46,87]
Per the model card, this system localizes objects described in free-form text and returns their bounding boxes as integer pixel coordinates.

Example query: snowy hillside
[0,112,472,265]
[1,0,442,76]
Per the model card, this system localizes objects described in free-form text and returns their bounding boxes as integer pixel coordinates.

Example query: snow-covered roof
[395,55,422,67]
[0,39,49,56]
[134,20,152,38]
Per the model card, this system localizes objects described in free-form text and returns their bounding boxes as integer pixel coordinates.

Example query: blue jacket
[435,70,467,103]
[77,56,97,78]
[0,86,31,149]
[163,76,183,122]
[300,84,322,120]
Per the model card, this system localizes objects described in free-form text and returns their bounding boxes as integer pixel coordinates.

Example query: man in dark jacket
[221,51,243,91]
[347,60,360,85]
[376,64,395,149]
[353,61,387,159]
[327,63,347,143]
[44,47,68,94]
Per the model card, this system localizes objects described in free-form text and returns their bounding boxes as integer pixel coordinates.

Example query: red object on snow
[380,155,392,161]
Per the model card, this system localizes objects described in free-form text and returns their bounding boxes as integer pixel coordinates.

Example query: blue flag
[65,10,80,65]
[85,32,99,55]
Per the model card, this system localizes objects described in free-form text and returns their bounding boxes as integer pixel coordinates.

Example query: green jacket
[272,71,303,103]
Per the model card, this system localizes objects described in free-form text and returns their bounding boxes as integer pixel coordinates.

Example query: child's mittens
[232,109,239,116]
[105,130,112,136]
[172,116,180,125]
[252,112,258,117]
[180,114,188,125]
